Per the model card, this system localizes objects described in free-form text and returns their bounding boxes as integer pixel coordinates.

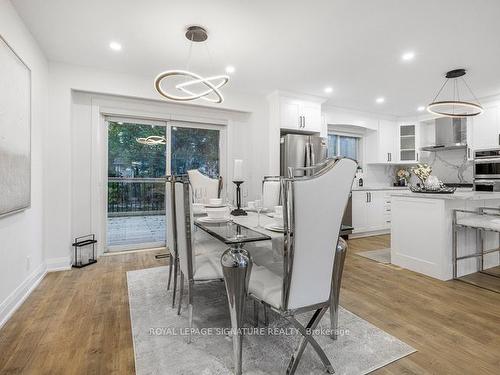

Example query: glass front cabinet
[398,124,419,163]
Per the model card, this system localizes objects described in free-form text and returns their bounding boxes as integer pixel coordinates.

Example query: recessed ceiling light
[324,87,333,94]
[376,97,385,104]
[417,106,425,112]
[109,41,122,51]
[401,51,415,61]
[225,65,235,74]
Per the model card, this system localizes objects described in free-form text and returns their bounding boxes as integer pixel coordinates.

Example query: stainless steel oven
[474,148,500,191]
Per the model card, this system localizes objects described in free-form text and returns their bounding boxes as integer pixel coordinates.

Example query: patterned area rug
[357,249,391,264]
[127,266,415,374]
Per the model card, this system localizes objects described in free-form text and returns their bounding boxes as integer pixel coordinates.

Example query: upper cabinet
[365,120,398,163]
[272,93,323,133]
[468,105,500,151]
[267,91,326,174]
[365,121,420,164]
[398,124,420,163]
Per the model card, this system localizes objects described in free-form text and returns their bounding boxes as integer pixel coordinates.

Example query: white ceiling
[11,0,500,116]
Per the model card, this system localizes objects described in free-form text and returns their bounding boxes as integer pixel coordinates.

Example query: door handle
[366,192,369,203]
[303,116,306,128]
[387,153,390,162]
[310,142,316,166]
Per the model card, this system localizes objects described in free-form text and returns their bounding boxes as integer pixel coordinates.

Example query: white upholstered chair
[262,176,281,210]
[248,158,357,373]
[187,169,222,203]
[165,176,179,308]
[174,179,225,343]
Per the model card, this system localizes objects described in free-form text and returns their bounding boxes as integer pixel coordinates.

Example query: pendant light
[427,69,483,118]
[154,26,229,104]
[136,135,167,145]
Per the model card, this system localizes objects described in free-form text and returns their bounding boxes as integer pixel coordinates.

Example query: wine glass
[254,199,264,229]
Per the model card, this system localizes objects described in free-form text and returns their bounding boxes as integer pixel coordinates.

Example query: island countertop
[390,191,500,200]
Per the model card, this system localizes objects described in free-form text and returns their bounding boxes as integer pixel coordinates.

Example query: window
[327,133,359,161]
[170,126,220,178]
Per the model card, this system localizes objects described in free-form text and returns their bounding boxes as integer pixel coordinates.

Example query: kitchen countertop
[352,186,409,191]
[390,191,500,200]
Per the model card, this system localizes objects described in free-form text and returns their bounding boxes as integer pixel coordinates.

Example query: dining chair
[187,169,223,202]
[174,179,225,343]
[248,157,357,374]
[165,175,179,308]
[262,176,281,210]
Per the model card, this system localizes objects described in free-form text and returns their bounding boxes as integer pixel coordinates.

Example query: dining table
[194,210,281,375]
[194,210,351,374]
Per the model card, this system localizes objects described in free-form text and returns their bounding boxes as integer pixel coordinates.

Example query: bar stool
[453,207,500,288]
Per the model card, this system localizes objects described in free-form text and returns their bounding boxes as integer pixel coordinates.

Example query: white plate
[197,216,232,224]
[266,212,283,219]
[264,224,284,233]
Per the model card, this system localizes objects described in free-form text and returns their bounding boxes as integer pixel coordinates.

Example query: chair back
[262,176,281,210]
[187,169,223,202]
[282,158,357,311]
[174,180,195,280]
[165,176,177,258]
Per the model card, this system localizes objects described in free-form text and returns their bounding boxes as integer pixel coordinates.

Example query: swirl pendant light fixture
[154,26,229,104]
[427,69,483,118]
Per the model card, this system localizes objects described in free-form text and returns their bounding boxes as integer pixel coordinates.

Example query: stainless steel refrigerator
[280,134,328,177]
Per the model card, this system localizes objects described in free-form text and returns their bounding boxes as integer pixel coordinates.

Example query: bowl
[209,198,222,206]
[206,206,229,219]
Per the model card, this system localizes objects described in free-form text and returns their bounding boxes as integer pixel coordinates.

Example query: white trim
[45,257,72,272]
[0,263,47,329]
[85,93,229,255]
[348,229,390,239]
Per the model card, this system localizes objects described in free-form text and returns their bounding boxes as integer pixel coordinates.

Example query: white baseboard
[0,262,47,329]
[45,256,72,272]
[349,229,390,239]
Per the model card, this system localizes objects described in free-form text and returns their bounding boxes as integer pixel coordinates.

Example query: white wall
[0,0,48,326]
[48,62,269,259]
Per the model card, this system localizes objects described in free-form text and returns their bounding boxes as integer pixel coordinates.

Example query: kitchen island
[390,191,500,280]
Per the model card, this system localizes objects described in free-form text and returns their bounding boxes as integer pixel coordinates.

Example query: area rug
[127,266,415,374]
[357,249,391,264]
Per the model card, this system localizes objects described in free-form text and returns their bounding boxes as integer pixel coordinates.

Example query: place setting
[196,198,233,224]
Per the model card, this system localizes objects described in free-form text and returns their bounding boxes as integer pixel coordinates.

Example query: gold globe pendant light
[154,26,229,104]
[427,69,483,118]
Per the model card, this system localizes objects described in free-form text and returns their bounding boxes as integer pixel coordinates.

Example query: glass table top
[194,219,272,245]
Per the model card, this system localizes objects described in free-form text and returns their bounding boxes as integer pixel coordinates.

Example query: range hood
[420,117,467,152]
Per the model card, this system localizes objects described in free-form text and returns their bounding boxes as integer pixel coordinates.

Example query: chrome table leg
[221,244,252,375]
[330,238,347,340]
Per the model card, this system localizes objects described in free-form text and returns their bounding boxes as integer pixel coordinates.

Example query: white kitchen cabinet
[278,96,322,132]
[267,91,326,174]
[398,124,420,162]
[365,120,398,164]
[469,105,500,151]
[352,190,393,235]
[352,191,369,232]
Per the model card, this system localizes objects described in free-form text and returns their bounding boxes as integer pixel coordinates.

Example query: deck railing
[108,178,165,217]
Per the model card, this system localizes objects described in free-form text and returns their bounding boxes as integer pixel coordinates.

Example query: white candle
[233,159,244,181]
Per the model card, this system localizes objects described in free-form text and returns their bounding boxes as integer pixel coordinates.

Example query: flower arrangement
[396,168,410,181]
[411,163,432,185]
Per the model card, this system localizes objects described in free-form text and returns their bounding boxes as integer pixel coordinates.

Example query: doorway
[105,118,224,252]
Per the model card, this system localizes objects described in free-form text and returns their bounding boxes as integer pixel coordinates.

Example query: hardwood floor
[1,237,499,374]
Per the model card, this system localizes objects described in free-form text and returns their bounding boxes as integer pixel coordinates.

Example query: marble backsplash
[362,148,472,186]
[416,149,472,183]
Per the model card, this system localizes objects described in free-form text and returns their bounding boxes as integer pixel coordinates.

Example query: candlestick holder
[230,180,247,216]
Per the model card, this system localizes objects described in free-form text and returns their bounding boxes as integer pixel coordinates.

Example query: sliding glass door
[106,118,224,252]
[107,119,167,251]
[170,124,220,178]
